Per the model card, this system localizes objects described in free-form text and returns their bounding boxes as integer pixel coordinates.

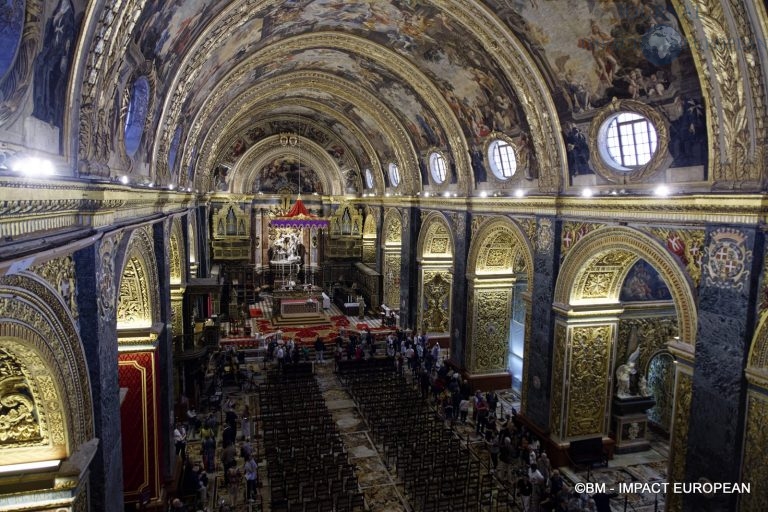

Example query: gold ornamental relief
[550,323,567,440]
[29,256,78,322]
[741,392,768,512]
[117,257,152,328]
[383,253,401,309]
[384,210,403,244]
[170,232,183,285]
[0,349,44,446]
[566,325,612,438]
[573,250,637,301]
[648,227,705,288]
[667,369,692,512]
[171,300,183,336]
[472,289,512,373]
[477,228,515,272]
[536,218,554,253]
[561,222,602,261]
[421,271,451,333]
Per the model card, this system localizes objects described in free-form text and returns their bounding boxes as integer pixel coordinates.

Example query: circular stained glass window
[487,139,517,180]
[388,162,400,187]
[124,76,150,157]
[429,152,447,184]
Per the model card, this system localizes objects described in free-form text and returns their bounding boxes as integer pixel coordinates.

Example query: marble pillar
[74,237,124,512]
[399,207,420,330]
[449,211,470,367]
[522,216,561,430]
[682,226,762,512]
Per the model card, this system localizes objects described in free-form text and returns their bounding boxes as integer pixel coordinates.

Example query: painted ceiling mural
[485,0,707,174]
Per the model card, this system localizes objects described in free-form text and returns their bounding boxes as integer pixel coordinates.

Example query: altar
[271,285,329,326]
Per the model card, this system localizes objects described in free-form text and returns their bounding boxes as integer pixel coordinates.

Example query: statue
[638,376,650,397]
[615,345,641,398]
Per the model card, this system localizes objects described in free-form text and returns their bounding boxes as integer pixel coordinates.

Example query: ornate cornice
[0,177,195,243]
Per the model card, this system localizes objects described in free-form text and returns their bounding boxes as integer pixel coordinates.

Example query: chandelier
[269,134,329,230]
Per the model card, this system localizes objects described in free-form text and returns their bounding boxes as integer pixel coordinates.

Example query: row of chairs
[340,365,515,511]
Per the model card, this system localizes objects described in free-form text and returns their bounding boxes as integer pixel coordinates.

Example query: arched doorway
[382,208,403,315]
[416,213,454,336]
[116,226,163,505]
[0,270,94,510]
[465,217,532,391]
[552,226,696,474]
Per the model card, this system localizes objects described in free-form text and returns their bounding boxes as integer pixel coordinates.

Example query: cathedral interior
[1,0,768,511]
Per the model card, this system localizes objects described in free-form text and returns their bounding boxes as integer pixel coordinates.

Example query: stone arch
[467,217,533,284]
[464,217,533,381]
[416,212,455,334]
[0,272,94,467]
[554,226,697,347]
[382,208,403,311]
[117,226,161,331]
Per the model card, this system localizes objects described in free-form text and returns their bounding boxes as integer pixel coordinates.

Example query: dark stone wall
[74,241,124,512]
[450,211,470,368]
[399,207,421,330]
[154,220,175,482]
[683,226,762,512]
[524,217,561,430]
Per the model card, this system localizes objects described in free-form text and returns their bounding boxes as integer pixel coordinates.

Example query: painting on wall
[32,0,81,128]
[620,259,672,301]
[0,0,25,81]
[253,157,323,195]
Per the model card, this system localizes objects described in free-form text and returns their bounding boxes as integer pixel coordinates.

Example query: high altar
[272,285,327,325]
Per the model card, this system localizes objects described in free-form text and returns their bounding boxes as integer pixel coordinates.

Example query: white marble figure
[616,345,641,398]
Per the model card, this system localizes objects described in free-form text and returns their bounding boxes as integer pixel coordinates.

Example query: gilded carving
[470,289,512,373]
[170,300,183,336]
[30,256,78,322]
[554,228,697,346]
[362,245,376,264]
[703,228,752,291]
[0,1,42,128]
[478,229,515,272]
[0,274,93,448]
[667,369,692,512]
[519,218,537,244]
[561,222,601,260]
[471,215,486,237]
[384,209,403,244]
[0,349,43,445]
[170,233,182,285]
[566,325,612,438]
[420,216,453,258]
[383,253,401,309]
[616,317,678,376]
[549,323,567,440]
[573,250,637,301]
[648,227,705,288]
[670,0,765,188]
[97,233,122,325]
[741,392,768,512]
[536,218,553,253]
[421,271,451,333]
[117,257,152,327]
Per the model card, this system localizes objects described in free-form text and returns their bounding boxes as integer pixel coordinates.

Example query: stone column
[399,207,420,330]
[153,221,175,483]
[449,211,470,367]
[74,235,124,512]
[681,226,762,512]
[522,216,561,430]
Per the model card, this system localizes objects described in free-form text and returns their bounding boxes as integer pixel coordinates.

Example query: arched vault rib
[192,71,420,194]
[205,99,386,193]
[183,31,472,193]
[152,0,565,194]
[230,135,342,196]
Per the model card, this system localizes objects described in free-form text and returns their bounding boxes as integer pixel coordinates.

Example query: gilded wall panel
[549,323,567,440]
[97,234,122,325]
[170,299,183,336]
[30,256,79,322]
[170,233,182,285]
[667,368,692,512]
[383,253,401,309]
[741,391,768,512]
[470,289,512,373]
[566,325,612,438]
[478,229,515,273]
[647,227,705,288]
[420,271,451,333]
[0,348,47,447]
[561,222,601,261]
[616,317,678,375]
[385,214,403,244]
[117,257,152,328]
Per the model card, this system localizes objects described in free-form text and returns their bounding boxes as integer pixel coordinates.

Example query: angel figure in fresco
[578,20,620,84]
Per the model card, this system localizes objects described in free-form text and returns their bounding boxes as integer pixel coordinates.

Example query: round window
[598,112,658,171]
[124,76,150,157]
[487,139,517,180]
[364,168,374,189]
[429,152,447,184]
[388,162,400,187]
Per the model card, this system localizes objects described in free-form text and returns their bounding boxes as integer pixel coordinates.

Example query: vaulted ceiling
[30,0,767,196]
